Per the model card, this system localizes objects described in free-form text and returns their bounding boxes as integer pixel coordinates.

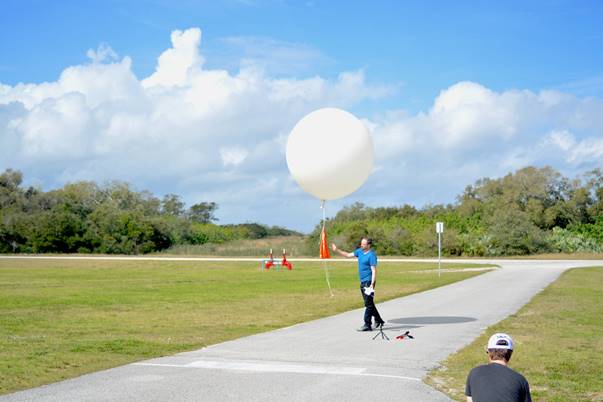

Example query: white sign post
[436,222,444,277]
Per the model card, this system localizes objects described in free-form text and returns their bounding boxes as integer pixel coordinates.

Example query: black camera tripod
[372,324,390,340]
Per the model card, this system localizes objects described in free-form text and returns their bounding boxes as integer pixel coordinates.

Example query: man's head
[360,237,373,250]
[486,333,514,363]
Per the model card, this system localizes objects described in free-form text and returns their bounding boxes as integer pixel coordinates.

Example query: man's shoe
[374,321,385,329]
[357,325,372,332]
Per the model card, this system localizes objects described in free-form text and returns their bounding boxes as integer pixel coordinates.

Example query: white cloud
[366,81,603,216]
[371,82,603,164]
[86,43,118,64]
[142,28,204,88]
[1,27,602,232]
[220,147,248,167]
[0,27,391,231]
[546,130,603,164]
[430,82,520,146]
[19,92,91,159]
[548,130,575,152]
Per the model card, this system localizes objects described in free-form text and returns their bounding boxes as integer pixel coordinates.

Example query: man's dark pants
[360,281,383,326]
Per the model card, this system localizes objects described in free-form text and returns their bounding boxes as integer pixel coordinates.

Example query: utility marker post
[436,222,444,278]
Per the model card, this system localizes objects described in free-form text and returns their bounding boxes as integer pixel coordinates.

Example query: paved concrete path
[2,258,601,401]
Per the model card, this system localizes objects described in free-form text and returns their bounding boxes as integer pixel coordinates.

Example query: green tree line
[2,166,601,256]
[310,166,603,256]
[0,169,300,254]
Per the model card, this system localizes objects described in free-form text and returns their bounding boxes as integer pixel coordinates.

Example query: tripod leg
[372,327,389,340]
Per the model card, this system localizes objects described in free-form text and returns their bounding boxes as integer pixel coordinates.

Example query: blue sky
[1,0,603,231]
[4,1,603,102]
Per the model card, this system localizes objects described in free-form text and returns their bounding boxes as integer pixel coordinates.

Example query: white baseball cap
[487,333,514,350]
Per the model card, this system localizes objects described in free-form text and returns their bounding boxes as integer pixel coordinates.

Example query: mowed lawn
[428,266,603,402]
[0,258,490,395]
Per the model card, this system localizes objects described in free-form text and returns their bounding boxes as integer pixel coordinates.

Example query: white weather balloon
[286,108,373,201]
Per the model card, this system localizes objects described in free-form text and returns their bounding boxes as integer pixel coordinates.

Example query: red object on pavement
[395,331,414,340]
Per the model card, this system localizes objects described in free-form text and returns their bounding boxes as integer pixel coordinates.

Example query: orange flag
[319,224,330,259]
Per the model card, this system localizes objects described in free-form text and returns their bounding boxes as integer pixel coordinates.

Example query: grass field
[0,258,491,395]
[427,266,603,402]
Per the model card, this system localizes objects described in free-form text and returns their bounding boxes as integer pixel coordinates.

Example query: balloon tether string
[321,200,334,297]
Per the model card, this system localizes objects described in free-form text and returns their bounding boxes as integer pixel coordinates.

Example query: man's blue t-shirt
[354,248,377,282]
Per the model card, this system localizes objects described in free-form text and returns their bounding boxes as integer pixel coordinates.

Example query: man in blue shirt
[332,237,385,331]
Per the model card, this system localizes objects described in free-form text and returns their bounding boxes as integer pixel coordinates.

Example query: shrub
[547,227,603,253]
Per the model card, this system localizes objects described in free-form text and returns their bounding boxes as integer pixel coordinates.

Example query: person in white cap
[465,333,532,402]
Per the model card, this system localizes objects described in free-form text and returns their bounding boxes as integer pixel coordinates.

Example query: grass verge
[161,237,603,260]
[506,252,603,260]
[161,235,312,257]
[427,266,603,402]
[0,258,489,395]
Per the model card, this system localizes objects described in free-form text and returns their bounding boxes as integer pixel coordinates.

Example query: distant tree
[238,223,268,239]
[28,209,86,253]
[265,225,303,237]
[1,165,597,257]
[104,181,160,214]
[335,202,369,221]
[343,221,369,249]
[188,202,218,224]
[382,227,414,256]
[0,169,23,190]
[161,194,185,216]
[0,169,24,210]
[397,204,419,219]
[85,206,171,254]
[55,182,103,218]
[584,168,603,220]
[486,208,547,255]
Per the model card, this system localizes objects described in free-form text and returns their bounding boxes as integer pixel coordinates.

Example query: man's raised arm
[331,244,354,258]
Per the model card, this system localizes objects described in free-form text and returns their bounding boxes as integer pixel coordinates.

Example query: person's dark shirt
[465,363,531,402]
